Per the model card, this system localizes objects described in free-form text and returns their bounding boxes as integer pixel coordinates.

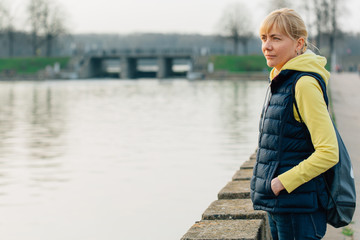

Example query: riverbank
[0,55,270,81]
[0,71,269,81]
[204,71,268,80]
[0,57,71,81]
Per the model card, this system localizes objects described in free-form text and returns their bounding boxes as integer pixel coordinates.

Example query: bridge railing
[84,48,233,57]
[85,48,195,57]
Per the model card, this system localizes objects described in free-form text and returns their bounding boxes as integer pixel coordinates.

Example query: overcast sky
[7,0,360,35]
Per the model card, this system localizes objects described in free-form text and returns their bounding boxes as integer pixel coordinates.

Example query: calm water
[0,78,267,240]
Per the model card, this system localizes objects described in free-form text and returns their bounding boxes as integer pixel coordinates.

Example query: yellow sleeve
[277,76,339,193]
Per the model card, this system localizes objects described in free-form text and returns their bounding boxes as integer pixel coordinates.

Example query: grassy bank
[210,54,332,72]
[210,55,271,72]
[0,57,70,74]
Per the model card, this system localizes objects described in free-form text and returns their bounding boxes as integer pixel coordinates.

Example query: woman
[250,8,339,240]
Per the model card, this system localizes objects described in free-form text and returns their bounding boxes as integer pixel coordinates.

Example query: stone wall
[181,152,272,240]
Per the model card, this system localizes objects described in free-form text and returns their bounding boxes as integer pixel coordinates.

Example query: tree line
[0,0,351,60]
[0,0,67,57]
[217,0,344,59]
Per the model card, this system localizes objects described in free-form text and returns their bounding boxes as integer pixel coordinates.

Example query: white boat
[186,71,204,80]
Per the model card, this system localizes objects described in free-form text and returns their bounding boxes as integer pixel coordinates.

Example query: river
[0,78,267,240]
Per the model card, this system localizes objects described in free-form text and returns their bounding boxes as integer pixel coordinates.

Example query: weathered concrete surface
[232,169,253,181]
[181,152,266,239]
[202,200,271,240]
[202,199,266,220]
[323,73,360,240]
[218,180,251,199]
[181,220,265,240]
[240,160,256,170]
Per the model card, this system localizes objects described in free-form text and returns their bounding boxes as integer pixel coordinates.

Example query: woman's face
[261,27,299,71]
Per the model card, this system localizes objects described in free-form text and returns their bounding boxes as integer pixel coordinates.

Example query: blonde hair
[260,8,308,53]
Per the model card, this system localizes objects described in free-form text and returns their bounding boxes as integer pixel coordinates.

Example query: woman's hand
[271,177,285,196]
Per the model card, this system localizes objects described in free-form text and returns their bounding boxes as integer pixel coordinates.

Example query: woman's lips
[265,55,276,59]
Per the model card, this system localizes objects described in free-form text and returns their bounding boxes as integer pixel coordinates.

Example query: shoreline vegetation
[0,57,71,80]
[209,55,271,73]
[205,55,270,80]
[0,55,271,81]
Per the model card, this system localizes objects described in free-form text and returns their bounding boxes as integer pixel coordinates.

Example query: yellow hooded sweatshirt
[270,50,339,193]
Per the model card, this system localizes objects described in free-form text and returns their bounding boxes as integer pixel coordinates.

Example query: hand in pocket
[271,177,285,196]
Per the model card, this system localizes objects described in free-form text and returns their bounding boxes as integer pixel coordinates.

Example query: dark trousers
[268,208,327,240]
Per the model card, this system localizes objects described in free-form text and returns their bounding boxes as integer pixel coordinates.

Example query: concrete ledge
[180,220,265,240]
[240,160,256,169]
[218,180,250,199]
[202,199,266,220]
[181,151,270,240]
[232,168,253,181]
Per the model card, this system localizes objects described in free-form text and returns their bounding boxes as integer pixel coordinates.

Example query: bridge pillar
[82,58,103,78]
[121,57,137,79]
[157,57,173,79]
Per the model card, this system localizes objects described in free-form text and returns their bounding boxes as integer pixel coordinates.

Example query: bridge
[78,49,195,79]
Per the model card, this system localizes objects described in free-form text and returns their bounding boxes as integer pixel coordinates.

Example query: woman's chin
[266,61,276,68]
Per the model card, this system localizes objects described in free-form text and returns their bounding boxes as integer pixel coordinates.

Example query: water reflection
[28,86,65,160]
[0,83,68,197]
[0,79,267,240]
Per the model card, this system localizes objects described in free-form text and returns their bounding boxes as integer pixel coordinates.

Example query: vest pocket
[277,192,318,209]
[266,162,280,197]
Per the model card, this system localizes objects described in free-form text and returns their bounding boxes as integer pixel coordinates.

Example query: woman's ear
[297,38,305,53]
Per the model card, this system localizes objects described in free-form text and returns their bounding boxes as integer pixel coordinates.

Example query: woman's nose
[263,40,272,51]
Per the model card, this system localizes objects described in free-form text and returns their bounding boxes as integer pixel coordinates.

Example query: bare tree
[0,3,4,28]
[28,0,45,56]
[267,0,292,12]
[42,1,67,57]
[1,7,17,57]
[328,0,338,58]
[217,3,253,55]
[313,0,322,48]
[27,0,67,56]
[312,0,331,49]
[310,0,342,58]
[0,2,12,57]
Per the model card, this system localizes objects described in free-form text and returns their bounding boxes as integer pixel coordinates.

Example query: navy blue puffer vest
[250,69,328,213]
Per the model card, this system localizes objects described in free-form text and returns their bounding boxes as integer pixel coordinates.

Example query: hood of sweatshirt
[269,50,330,85]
